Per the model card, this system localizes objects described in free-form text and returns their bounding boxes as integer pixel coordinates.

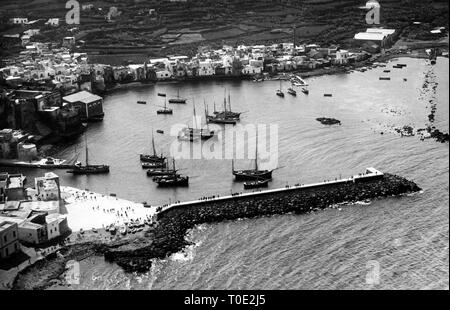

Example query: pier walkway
[157,168,383,215]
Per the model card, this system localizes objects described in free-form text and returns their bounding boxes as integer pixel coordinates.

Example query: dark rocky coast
[12,173,420,289]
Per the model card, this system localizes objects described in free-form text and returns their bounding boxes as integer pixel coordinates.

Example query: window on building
[13,231,16,238]
[3,235,6,243]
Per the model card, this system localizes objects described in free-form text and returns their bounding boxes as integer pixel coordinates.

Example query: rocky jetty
[13,173,421,287]
[103,173,420,272]
[316,117,341,125]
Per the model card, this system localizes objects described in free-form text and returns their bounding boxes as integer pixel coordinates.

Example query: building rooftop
[366,28,396,36]
[62,90,102,104]
[0,221,17,231]
[354,32,386,41]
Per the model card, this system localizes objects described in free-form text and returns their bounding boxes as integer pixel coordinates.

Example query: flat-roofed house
[354,28,396,49]
[62,90,104,121]
[0,221,20,259]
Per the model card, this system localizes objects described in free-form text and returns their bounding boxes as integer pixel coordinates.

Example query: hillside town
[1,21,412,146]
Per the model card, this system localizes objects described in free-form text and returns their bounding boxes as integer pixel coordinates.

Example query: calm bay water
[27,57,449,289]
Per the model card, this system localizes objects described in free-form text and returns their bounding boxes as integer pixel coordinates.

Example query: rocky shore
[12,173,420,289]
[103,173,420,272]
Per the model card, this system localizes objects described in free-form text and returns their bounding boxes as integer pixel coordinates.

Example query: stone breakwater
[103,173,420,272]
[12,173,420,288]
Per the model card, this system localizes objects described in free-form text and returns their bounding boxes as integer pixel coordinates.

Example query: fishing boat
[137,100,147,104]
[153,159,189,187]
[147,167,177,176]
[155,174,189,187]
[140,131,166,163]
[324,93,332,97]
[179,102,215,141]
[243,178,270,189]
[168,88,187,104]
[213,92,241,119]
[287,87,297,96]
[232,132,273,181]
[67,132,110,175]
[301,88,309,95]
[207,93,240,125]
[156,96,173,114]
[276,80,285,97]
[142,161,166,169]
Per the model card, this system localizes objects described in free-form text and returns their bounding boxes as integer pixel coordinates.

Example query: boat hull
[168,99,186,104]
[244,180,270,189]
[140,154,166,163]
[67,165,110,174]
[233,170,272,181]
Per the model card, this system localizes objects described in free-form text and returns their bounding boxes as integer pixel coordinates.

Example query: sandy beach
[61,186,157,232]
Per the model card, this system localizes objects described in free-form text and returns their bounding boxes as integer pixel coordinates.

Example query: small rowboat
[244,179,270,189]
[137,100,147,104]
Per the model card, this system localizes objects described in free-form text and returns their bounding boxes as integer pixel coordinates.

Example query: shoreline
[11,172,421,289]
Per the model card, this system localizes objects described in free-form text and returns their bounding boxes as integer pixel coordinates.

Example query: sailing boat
[67,132,110,174]
[287,87,297,96]
[207,90,240,124]
[232,131,273,181]
[156,96,173,114]
[153,158,189,186]
[276,80,285,97]
[168,88,187,104]
[146,157,178,176]
[213,92,241,119]
[140,130,166,163]
[179,101,214,141]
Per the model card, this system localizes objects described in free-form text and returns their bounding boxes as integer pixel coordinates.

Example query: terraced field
[0,0,447,60]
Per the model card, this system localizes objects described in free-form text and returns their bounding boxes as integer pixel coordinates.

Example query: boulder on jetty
[316,117,341,125]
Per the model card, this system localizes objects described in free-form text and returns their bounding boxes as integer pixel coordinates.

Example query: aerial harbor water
[16,56,443,290]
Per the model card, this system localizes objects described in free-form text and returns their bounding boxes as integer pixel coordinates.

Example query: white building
[45,18,60,27]
[335,50,350,65]
[34,172,61,201]
[9,18,28,25]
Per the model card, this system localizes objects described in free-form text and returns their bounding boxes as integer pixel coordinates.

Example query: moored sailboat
[232,132,273,181]
[168,88,187,104]
[140,130,166,163]
[276,80,285,97]
[67,132,110,174]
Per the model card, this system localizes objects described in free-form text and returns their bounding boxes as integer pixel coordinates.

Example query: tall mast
[213,101,216,113]
[203,99,209,129]
[152,130,156,156]
[228,91,231,112]
[231,158,234,172]
[255,130,258,171]
[172,158,176,171]
[193,99,197,129]
[223,88,227,112]
[85,132,89,166]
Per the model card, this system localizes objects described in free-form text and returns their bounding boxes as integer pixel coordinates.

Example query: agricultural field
[0,0,448,59]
